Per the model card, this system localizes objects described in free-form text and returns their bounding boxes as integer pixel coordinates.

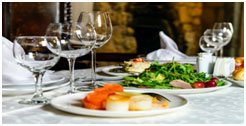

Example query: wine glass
[199,35,222,54]
[77,11,113,90]
[13,36,61,104]
[203,29,228,47]
[46,23,96,93]
[213,22,234,56]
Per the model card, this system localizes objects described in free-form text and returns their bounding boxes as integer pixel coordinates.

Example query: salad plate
[95,68,124,80]
[51,90,188,117]
[102,66,134,76]
[227,77,244,87]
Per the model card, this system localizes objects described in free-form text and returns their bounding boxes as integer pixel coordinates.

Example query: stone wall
[94,2,137,53]
[170,2,203,55]
[93,2,205,56]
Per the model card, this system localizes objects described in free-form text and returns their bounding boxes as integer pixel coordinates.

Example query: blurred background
[2,2,244,70]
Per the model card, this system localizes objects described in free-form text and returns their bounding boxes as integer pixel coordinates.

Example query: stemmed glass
[77,11,113,90]
[199,35,222,54]
[13,36,61,104]
[46,23,96,93]
[213,22,234,56]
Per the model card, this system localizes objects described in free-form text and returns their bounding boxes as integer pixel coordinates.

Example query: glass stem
[68,58,76,93]
[33,72,44,98]
[91,48,97,88]
[219,47,223,57]
[214,51,218,57]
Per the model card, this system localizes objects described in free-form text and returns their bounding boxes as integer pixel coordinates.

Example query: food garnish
[121,60,226,89]
[123,58,151,74]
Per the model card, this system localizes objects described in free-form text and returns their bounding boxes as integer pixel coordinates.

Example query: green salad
[120,60,225,89]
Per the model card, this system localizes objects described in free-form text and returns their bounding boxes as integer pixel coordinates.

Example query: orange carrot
[82,84,124,110]
[86,93,108,106]
[104,83,124,92]
[82,98,102,110]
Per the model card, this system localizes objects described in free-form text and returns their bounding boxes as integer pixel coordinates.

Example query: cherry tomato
[192,82,205,88]
[206,80,217,87]
[211,78,219,81]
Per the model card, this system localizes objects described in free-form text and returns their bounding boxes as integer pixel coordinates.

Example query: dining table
[2,66,244,124]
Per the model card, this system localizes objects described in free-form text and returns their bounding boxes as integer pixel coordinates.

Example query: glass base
[74,76,86,83]
[67,89,78,94]
[76,81,101,91]
[19,96,50,105]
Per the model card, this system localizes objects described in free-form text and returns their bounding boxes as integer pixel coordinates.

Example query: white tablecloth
[2,68,244,124]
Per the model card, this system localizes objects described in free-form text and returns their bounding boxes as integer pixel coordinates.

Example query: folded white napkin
[2,37,61,86]
[2,37,34,84]
[146,31,188,60]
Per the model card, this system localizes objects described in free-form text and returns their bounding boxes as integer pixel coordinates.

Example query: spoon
[142,92,171,102]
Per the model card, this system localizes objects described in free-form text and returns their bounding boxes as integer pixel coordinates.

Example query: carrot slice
[86,93,109,106]
[82,98,102,110]
[104,83,124,92]
[94,87,110,94]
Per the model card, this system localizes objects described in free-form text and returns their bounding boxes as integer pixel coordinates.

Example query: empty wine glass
[213,22,234,56]
[13,36,61,104]
[46,23,96,93]
[199,35,222,54]
[203,29,227,47]
[77,11,113,90]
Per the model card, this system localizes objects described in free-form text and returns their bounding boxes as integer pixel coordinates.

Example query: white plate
[3,73,65,86]
[227,77,244,87]
[95,68,124,80]
[51,90,188,117]
[2,78,69,96]
[102,66,134,76]
[100,80,232,94]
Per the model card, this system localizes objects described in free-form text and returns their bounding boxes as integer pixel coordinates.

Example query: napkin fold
[2,37,41,85]
[146,31,188,60]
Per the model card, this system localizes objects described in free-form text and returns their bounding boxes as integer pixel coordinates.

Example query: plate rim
[101,66,132,76]
[95,68,124,80]
[226,77,244,87]
[51,90,189,117]
[99,79,232,94]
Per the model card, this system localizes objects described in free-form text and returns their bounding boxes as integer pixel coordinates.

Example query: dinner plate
[2,78,70,96]
[227,77,244,87]
[3,72,65,86]
[51,90,188,117]
[95,68,124,80]
[102,66,135,76]
[99,80,232,94]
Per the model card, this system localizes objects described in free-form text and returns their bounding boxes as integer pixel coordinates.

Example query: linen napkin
[2,37,59,85]
[2,37,35,84]
[146,31,188,60]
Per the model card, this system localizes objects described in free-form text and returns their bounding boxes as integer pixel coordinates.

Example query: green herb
[216,80,225,86]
